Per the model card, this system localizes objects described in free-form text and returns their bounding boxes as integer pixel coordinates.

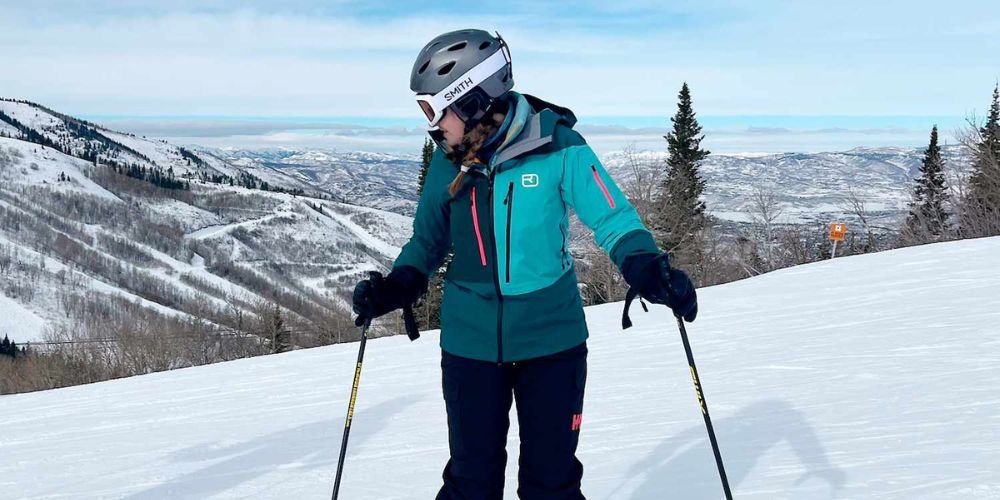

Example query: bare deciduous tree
[841,186,878,252]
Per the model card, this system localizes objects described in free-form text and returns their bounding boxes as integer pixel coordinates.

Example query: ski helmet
[411,29,513,136]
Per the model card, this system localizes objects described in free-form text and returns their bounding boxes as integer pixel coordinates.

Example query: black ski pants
[436,341,588,500]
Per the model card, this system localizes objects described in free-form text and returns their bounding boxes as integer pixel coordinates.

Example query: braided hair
[444,99,511,197]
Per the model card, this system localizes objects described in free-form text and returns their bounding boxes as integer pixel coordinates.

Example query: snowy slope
[3,237,999,499]
[0,137,122,201]
[0,293,46,343]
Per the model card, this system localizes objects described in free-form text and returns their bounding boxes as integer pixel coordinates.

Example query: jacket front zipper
[470,186,488,266]
[502,181,513,283]
[560,222,567,269]
[487,169,505,365]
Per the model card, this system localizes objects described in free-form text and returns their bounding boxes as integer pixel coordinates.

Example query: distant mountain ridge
[215,148,422,216]
[0,98,322,197]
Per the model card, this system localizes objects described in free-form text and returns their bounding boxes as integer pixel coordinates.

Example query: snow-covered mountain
[0,99,323,197]
[0,100,413,347]
[216,148,422,216]
[600,145,970,228]
[218,142,969,231]
[2,236,998,498]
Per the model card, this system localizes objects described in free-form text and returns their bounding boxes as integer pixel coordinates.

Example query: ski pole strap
[621,286,649,330]
[402,303,420,341]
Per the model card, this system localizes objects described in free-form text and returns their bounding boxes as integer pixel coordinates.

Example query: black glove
[622,252,698,322]
[352,265,428,327]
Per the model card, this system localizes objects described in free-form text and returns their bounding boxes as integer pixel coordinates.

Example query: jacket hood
[490,90,578,166]
[521,93,578,130]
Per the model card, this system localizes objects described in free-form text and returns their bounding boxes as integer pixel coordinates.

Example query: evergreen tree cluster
[413,137,449,330]
[962,84,1000,237]
[110,163,189,190]
[1,334,26,359]
[0,109,59,150]
[178,147,209,169]
[193,169,305,196]
[905,84,1000,242]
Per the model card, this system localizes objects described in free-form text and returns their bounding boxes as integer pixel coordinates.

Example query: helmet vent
[479,41,491,50]
[438,61,456,75]
[447,42,467,52]
[418,60,430,74]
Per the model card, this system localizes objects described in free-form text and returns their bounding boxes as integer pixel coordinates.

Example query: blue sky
[2,1,999,152]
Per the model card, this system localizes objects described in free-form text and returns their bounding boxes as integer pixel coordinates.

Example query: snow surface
[2,237,999,499]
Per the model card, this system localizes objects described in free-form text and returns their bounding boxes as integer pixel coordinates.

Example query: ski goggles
[415,34,511,129]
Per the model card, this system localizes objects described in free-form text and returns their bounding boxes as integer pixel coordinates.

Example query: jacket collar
[490,91,578,168]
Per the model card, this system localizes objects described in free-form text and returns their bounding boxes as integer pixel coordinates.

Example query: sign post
[829,223,847,258]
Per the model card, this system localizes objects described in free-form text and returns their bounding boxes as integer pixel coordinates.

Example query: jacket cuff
[386,265,429,308]
[609,228,660,271]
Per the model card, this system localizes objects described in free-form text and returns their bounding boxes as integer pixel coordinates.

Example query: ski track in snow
[1,237,999,499]
[319,202,404,257]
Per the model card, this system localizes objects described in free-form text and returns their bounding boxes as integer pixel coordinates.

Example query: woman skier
[352,29,698,499]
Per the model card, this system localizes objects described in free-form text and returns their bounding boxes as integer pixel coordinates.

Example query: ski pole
[332,315,371,500]
[621,284,733,499]
[674,314,733,500]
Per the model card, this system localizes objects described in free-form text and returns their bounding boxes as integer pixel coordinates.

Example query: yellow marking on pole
[690,366,706,415]
[346,361,363,427]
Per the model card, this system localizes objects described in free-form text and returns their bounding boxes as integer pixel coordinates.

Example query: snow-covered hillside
[0,100,415,346]
[3,236,998,499]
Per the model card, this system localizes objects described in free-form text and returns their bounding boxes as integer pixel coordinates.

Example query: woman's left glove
[352,265,428,327]
[622,252,698,322]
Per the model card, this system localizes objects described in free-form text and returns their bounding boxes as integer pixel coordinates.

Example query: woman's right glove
[352,265,428,327]
[621,252,698,322]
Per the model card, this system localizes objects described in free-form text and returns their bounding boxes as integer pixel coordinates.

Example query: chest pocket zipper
[502,181,513,283]
[590,164,616,208]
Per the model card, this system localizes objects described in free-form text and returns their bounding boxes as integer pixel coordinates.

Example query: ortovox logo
[521,173,539,188]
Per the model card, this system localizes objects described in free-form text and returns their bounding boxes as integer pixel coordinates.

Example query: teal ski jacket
[393,90,661,362]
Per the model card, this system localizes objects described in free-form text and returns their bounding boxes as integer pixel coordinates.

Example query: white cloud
[1,2,998,119]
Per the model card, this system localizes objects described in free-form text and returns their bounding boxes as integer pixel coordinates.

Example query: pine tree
[270,303,291,354]
[417,138,434,196]
[1,335,10,358]
[903,125,949,243]
[414,138,449,330]
[652,82,710,277]
[964,84,1000,236]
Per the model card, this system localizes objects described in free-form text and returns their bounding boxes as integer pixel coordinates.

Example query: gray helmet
[410,29,513,96]
[410,29,513,132]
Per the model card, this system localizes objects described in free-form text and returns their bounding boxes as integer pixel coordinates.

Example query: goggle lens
[417,100,435,124]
